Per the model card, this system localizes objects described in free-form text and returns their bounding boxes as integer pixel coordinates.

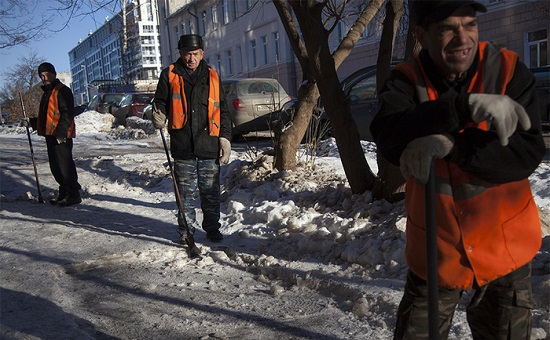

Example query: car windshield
[237,81,280,96]
[104,94,123,104]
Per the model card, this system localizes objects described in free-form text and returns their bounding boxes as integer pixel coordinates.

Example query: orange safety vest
[167,64,221,136]
[37,83,76,138]
[396,42,542,289]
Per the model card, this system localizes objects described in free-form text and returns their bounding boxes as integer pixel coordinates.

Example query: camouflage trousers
[173,158,220,237]
[394,262,533,340]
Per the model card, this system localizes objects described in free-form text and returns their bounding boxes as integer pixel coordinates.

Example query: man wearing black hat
[371,1,545,338]
[152,34,231,243]
[31,62,82,206]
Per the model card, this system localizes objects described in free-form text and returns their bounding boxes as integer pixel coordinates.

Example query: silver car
[222,78,293,140]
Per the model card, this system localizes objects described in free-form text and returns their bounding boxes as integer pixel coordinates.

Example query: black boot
[57,193,81,207]
[50,193,66,205]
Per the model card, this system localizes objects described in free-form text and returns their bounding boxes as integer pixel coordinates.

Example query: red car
[112,93,155,124]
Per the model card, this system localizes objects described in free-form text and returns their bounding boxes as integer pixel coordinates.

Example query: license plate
[257,105,272,111]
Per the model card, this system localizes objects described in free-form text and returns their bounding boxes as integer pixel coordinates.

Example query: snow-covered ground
[1,111,549,339]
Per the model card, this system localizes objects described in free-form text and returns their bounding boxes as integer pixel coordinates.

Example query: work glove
[151,104,166,129]
[219,137,231,165]
[57,137,67,144]
[469,93,531,146]
[399,134,454,184]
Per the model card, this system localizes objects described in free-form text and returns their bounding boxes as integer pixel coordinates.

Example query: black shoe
[206,230,223,243]
[50,194,66,205]
[57,195,82,207]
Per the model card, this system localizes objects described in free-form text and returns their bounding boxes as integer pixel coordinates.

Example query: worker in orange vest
[152,34,231,244]
[371,1,546,338]
[29,62,82,207]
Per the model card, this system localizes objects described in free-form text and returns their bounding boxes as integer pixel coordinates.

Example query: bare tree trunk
[272,0,318,171]
[273,83,320,170]
[292,1,376,194]
[373,0,406,202]
[272,0,385,194]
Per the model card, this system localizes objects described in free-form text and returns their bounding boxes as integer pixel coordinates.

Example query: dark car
[531,66,549,134]
[88,93,125,114]
[278,64,382,141]
[112,93,155,124]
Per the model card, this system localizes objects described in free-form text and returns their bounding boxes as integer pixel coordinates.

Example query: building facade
[69,0,162,104]
[157,0,548,99]
[72,0,547,105]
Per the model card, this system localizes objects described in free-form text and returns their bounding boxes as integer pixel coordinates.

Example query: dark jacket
[153,59,231,160]
[38,79,75,139]
[371,47,545,184]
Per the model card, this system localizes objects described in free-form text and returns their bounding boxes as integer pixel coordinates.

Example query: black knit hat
[177,34,204,51]
[38,62,56,75]
[412,0,487,27]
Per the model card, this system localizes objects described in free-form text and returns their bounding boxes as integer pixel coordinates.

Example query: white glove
[219,137,231,164]
[400,134,454,184]
[57,137,67,144]
[152,105,166,129]
[469,94,531,146]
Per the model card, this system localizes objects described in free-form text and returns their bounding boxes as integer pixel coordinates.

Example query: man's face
[179,48,204,72]
[416,6,479,81]
[40,71,56,85]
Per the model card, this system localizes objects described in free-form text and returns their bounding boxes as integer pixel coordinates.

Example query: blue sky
[0,2,119,89]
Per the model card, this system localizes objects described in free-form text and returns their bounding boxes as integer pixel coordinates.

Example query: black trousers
[394,263,533,339]
[45,136,81,197]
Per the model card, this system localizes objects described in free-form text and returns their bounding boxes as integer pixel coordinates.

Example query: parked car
[277,64,383,141]
[73,103,88,116]
[88,93,125,114]
[222,78,293,140]
[112,92,155,124]
[142,98,154,121]
[531,66,549,134]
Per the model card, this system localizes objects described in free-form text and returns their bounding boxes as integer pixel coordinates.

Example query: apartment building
[158,0,548,98]
[69,0,162,104]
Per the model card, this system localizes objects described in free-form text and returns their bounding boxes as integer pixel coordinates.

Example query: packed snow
[1,111,549,339]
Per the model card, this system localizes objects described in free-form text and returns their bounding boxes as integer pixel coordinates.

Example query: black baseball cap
[412,0,487,27]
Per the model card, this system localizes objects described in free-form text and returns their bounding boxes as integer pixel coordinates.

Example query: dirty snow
[1,111,549,339]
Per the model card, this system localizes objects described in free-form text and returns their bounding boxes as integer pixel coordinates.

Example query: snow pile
[1,109,549,339]
[76,110,157,139]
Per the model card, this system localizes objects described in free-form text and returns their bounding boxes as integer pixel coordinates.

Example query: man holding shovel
[26,62,82,207]
[371,1,545,338]
[152,34,231,244]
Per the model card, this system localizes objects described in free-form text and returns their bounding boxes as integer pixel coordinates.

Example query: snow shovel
[425,160,439,339]
[159,128,201,258]
[19,92,44,204]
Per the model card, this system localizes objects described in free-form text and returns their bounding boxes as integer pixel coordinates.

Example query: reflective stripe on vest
[395,42,541,289]
[38,83,75,138]
[167,65,221,136]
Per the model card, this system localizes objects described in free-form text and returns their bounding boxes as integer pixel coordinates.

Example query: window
[236,46,243,74]
[359,3,368,38]
[261,36,268,65]
[225,50,233,76]
[211,5,219,30]
[250,39,257,68]
[216,54,222,73]
[337,21,346,41]
[200,11,207,35]
[528,29,548,67]
[173,25,179,49]
[187,19,193,34]
[222,0,230,25]
[231,0,238,19]
[272,32,280,63]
